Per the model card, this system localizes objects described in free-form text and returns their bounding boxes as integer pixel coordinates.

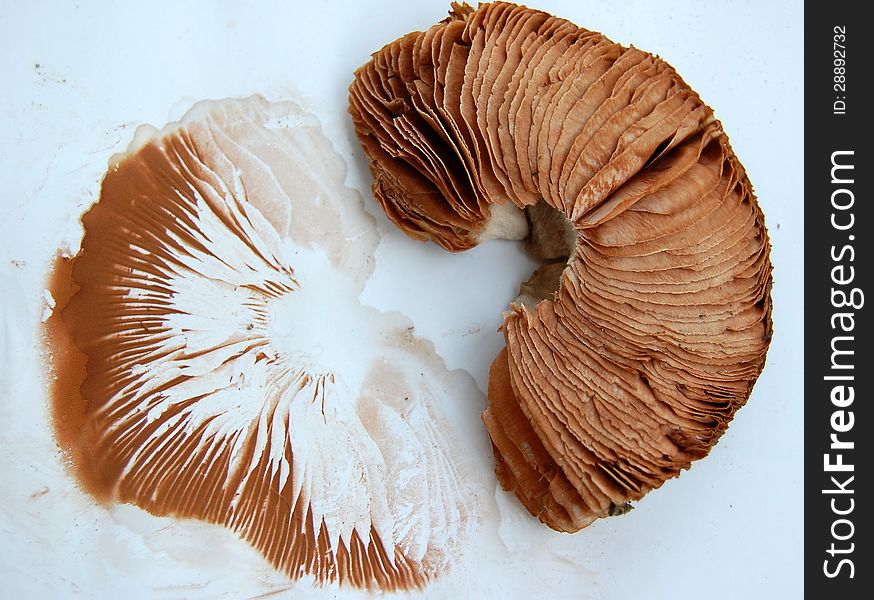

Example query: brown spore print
[46,96,478,591]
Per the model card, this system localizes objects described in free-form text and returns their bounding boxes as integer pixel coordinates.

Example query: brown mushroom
[47,96,478,590]
[349,2,772,531]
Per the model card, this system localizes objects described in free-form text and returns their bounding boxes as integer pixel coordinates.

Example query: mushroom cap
[50,96,478,589]
[349,2,772,531]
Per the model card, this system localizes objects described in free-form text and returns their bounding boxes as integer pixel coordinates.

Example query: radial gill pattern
[349,2,773,531]
[51,96,475,590]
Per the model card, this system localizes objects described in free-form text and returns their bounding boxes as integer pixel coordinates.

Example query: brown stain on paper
[40,96,477,591]
[45,254,112,502]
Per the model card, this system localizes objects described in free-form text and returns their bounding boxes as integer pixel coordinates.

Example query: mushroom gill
[349,2,773,532]
[46,96,477,590]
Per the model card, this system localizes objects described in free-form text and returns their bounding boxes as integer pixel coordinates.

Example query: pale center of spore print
[268,244,379,395]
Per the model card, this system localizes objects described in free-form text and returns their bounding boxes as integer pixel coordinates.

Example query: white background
[0,1,803,598]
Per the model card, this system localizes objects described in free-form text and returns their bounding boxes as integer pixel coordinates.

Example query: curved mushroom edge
[348,1,773,532]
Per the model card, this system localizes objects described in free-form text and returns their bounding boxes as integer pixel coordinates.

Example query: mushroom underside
[348,1,773,531]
